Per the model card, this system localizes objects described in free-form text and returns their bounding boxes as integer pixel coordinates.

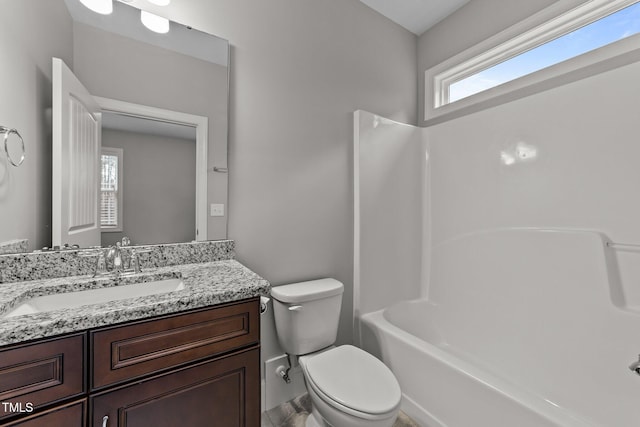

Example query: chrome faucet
[80,241,152,278]
[106,244,152,276]
[106,242,124,276]
[629,355,640,375]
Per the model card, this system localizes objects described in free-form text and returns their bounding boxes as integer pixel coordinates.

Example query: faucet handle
[96,251,108,275]
[78,249,108,277]
[129,248,152,274]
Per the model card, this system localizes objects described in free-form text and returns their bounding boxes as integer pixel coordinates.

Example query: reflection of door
[52,57,101,248]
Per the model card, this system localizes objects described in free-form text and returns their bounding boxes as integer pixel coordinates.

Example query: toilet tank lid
[271,278,343,303]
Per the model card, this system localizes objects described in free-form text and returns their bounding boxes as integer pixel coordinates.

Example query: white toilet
[271,278,401,427]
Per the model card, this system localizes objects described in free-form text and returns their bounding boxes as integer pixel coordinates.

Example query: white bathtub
[359,229,640,427]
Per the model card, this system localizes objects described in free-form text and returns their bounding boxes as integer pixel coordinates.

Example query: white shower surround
[354,58,640,427]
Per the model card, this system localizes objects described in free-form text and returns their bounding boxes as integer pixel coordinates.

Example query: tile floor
[262,393,420,427]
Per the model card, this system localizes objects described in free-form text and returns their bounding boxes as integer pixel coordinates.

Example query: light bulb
[140,10,170,34]
[79,0,113,15]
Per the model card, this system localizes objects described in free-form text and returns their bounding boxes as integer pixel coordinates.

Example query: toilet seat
[300,345,401,419]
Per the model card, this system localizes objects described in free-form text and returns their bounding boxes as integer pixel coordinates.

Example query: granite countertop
[0,260,270,346]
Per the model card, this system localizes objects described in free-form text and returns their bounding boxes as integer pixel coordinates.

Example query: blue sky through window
[449,2,640,103]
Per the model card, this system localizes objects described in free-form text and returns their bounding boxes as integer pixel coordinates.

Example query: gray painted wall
[163,0,418,350]
[0,0,73,250]
[101,129,196,247]
[417,0,557,126]
[72,21,229,240]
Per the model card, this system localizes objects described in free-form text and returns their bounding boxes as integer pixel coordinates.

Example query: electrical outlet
[210,204,224,217]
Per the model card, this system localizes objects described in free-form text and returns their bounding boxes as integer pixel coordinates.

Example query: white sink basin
[2,278,185,319]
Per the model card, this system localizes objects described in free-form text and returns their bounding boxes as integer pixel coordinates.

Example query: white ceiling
[359,0,470,36]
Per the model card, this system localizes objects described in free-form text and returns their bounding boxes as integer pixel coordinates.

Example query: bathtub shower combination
[353,111,640,427]
[361,228,640,427]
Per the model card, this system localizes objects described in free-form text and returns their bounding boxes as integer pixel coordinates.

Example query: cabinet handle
[102,415,109,427]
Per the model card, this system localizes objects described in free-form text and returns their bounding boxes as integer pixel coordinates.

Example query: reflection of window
[427,0,640,118]
[101,147,123,231]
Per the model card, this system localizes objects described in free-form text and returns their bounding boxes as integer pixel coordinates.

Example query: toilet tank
[271,278,344,355]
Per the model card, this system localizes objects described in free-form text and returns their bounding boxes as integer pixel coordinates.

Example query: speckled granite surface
[0,239,28,255]
[0,259,270,346]
[0,240,234,283]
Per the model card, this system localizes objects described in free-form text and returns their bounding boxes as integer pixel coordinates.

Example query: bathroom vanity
[0,242,269,427]
[1,300,259,426]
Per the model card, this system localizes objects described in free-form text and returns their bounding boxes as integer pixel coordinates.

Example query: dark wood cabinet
[0,298,260,427]
[2,400,86,427]
[0,334,85,421]
[91,348,259,427]
[91,299,259,390]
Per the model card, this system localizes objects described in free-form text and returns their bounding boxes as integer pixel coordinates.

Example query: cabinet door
[91,299,259,390]
[91,347,259,427]
[0,334,85,421]
[2,400,86,427]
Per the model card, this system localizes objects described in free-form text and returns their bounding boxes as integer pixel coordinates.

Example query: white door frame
[95,96,208,241]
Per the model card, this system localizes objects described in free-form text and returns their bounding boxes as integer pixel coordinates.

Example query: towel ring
[0,126,25,167]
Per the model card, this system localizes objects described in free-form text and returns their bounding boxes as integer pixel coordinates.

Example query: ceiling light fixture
[79,0,113,15]
[140,10,170,33]
[147,0,171,5]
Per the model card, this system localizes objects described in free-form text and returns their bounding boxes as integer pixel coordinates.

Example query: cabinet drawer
[2,399,86,427]
[91,299,259,390]
[0,334,85,421]
[91,347,259,427]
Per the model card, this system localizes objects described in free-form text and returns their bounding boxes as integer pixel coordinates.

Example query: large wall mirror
[0,0,229,254]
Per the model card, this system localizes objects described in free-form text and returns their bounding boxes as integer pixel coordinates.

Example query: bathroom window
[100,147,123,232]
[426,0,640,120]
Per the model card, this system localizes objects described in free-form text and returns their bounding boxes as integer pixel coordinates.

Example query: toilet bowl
[299,345,401,427]
[271,279,402,427]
